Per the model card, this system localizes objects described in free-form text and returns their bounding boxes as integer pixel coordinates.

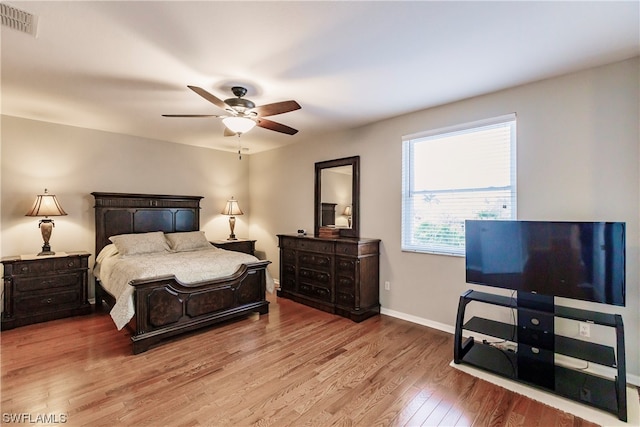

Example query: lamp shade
[25,189,67,217]
[343,205,352,216]
[222,116,257,134]
[221,197,243,216]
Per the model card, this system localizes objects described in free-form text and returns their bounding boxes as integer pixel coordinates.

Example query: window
[402,114,517,256]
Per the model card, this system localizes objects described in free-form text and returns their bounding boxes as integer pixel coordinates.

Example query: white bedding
[94,244,274,330]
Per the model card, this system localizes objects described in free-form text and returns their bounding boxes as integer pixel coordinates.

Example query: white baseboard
[380,306,455,334]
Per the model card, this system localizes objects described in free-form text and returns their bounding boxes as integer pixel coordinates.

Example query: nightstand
[210,239,256,256]
[1,251,91,330]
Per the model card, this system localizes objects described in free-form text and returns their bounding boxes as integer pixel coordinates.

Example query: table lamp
[221,197,243,240]
[343,205,352,228]
[25,189,68,256]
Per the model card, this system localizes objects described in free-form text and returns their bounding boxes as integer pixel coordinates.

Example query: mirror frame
[314,155,360,238]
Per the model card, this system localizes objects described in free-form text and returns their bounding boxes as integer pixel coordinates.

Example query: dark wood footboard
[96,260,270,354]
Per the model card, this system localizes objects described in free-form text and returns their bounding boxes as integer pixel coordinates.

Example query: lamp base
[37,219,56,256]
[38,242,55,256]
[227,216,237,241]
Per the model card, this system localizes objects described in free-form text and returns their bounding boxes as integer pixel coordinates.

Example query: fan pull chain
[237,134,242,160]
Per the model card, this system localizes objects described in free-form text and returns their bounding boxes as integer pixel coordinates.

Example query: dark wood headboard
[92,192,204,256]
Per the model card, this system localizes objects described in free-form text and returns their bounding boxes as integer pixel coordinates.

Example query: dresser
[277,234,380,322]
[1,252,91,330]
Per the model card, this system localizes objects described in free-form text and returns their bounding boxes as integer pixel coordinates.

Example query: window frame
[401,114,517,256]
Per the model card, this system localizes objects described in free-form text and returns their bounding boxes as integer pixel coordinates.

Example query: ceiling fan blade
[162,114,221,118]
[253,100,301,117]
[187,85,229,111]
[257,118,299,135]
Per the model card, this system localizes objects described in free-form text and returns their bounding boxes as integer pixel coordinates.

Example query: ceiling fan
[163,85,301,136]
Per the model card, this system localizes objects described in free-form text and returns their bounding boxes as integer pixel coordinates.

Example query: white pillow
[96,243,119,263]
[165,231,212,252]
[108,231,170,256]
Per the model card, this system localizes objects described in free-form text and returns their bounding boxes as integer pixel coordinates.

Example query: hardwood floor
[1,293,609,426]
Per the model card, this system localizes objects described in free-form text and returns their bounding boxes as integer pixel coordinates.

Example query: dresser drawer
[12,259,55,275]
[279,236,297,249]
[336,257,356,276]
[11,257,83,276]
[336,275,354,290]
[283,263,296,276]
[14,273,82,293]
[337,240,379,256]
[15,289,81,314]
[281,263,296,291]
[299,268,331,285]
[54,257,83,271]
[280,274,296,291]
[299,283,332,302]
[299,253,332,270]
[296,239,334,253]
[336,242,359,256]
[282,248,296,263]
[336,291,355,307]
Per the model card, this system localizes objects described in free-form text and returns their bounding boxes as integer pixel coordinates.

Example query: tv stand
[454,289,627,421]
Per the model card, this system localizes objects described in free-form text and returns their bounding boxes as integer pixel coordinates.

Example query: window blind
[401,114,517,256]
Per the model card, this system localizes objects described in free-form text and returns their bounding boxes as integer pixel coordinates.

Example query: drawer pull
[43,298,53,304]
[21,266,29,272]
[67,261,75,267]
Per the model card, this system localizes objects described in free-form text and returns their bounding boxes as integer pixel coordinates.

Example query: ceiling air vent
[1,3,38,37]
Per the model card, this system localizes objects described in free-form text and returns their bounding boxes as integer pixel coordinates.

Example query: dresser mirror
[314,156,360,238]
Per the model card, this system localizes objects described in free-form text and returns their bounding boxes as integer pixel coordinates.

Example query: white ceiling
[2,1,638,154]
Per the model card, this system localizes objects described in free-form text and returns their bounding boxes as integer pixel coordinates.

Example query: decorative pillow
[108,231,170,256]
[165,231,212,252]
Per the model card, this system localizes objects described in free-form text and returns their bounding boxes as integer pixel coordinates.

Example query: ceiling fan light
[222,116,256,134]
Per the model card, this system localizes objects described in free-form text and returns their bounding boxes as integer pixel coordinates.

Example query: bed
[92,192,271,354]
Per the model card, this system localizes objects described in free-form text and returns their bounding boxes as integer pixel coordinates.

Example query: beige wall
[249,58,640,382]
[0,117,251,295]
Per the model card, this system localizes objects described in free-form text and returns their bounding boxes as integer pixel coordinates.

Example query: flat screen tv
[465,220,625,306]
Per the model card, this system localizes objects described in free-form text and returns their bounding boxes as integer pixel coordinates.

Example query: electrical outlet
[505,343,517,352]
[384,281,390,291]
[579,322,591,338]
